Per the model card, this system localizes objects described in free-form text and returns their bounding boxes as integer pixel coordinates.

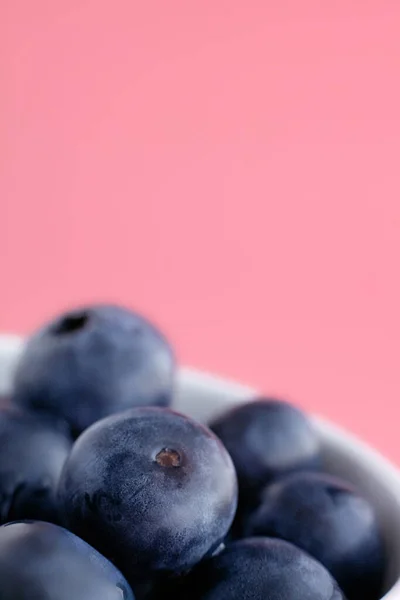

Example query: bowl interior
[1,335,400,599]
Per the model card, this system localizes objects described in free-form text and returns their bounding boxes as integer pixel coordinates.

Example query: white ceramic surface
[1,334,400,599]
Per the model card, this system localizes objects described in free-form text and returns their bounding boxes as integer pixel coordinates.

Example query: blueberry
[210,399,321,501]
[168,537,346,600]
[58,407,238,587]
[0,520,134,599]
[0,403,72,525]
[0,395,12,410]
[13,304,175,436]
[243,472,384,600]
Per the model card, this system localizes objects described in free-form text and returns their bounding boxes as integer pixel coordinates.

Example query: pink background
[1,2,400,462]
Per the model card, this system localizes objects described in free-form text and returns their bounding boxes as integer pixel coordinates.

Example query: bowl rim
[178,366,400,490]
[1,334,400,599]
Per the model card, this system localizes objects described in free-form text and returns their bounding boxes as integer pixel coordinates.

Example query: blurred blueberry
[13,304,176,436]
[168,537,346,600]
[0,403,72,525]
[210,398,321,500]
[0,520,134,599]
[244,471,384,600]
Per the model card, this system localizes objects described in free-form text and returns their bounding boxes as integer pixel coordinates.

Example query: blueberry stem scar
[155,448,182,468]
[52,312,90,335]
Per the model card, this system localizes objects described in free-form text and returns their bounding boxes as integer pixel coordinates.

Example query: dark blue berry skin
[243,472,384,600]
[0,520,135,600]
[0,395,12,410]
[13,304,175,436]
[210,399,321,501]
[168,537,346,600]
[58,407,238,587]
[0,403,72,525]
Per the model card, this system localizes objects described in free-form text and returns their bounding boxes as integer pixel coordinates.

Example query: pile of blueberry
[0,305,385,599]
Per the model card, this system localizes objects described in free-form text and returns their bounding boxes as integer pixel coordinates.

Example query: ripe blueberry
[211,399,321,500]
[13,304,175,436]
[0,520,134,599]
[169,537,346,600]
[58,407,238,587]
[0,403,72,525]
[244,471,384,600]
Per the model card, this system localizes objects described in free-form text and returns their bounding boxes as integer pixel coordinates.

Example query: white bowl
[1,334,400,599]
